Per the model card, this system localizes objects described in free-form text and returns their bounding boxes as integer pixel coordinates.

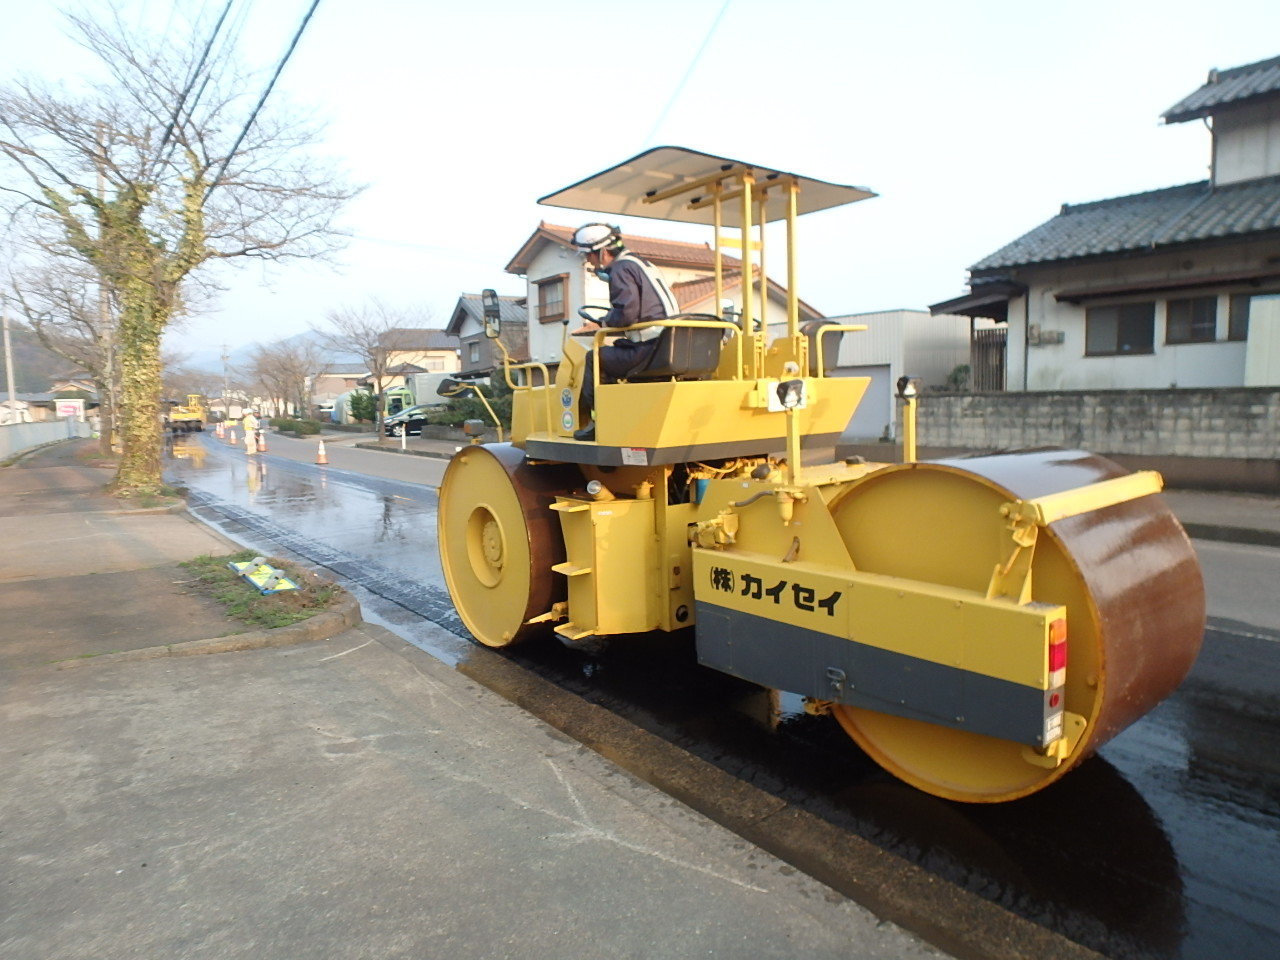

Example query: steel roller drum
[827,449,1206,802]
[438,443,580,648]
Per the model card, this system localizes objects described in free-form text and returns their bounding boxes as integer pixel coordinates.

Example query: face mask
[594,268,611,282]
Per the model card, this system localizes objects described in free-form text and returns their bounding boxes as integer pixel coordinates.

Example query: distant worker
[570,223,677,441]
[241,409,259,455]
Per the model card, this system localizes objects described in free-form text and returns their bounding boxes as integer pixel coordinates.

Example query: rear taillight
[1048,618,1067,684]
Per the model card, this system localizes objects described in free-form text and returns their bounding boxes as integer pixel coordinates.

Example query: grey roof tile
[453,294,527,327]
[970,176,1280,272]
[378,328,460,350]
[1163,55,1280,122]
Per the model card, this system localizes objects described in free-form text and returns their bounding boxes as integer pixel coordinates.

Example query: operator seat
[622,313,724,381]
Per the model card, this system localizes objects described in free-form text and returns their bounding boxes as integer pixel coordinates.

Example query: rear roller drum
[438,444,579,648]
[828,450,1204,803]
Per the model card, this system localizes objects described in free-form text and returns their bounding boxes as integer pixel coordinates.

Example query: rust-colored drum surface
[828,449,1205,802]
[438,444,579,647]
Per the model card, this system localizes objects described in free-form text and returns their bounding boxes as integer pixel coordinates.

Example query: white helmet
[572,222,622,253]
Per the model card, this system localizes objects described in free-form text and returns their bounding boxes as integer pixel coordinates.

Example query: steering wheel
[577,304,610,323]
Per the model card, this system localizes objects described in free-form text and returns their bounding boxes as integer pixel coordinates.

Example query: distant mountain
[173,329,363,373]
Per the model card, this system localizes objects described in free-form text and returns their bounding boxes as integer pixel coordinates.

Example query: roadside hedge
[269,417,324,436]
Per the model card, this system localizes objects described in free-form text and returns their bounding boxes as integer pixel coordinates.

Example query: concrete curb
[353,440,455,460]
[53,592,362,670]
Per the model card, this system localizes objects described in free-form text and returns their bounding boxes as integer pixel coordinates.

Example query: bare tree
[0,3,357,495]
[315,300,414,435]
[250,336,324,419]
[7,255,120,454]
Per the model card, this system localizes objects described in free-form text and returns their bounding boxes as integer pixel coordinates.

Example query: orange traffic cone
[228,428,237,446]
[316,439,328,465]
[215,421,224,439]
[257,430,268,453]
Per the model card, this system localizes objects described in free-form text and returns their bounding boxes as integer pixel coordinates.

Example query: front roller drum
[828,449,1205,803]
[438,444,579,647]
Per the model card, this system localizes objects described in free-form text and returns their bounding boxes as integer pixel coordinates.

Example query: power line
[642,0,732,148]
[156,0,237,166]
[176,0,258,150]
[203,0,323,203]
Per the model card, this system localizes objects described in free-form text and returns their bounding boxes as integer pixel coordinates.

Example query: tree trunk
[110,287,167,496]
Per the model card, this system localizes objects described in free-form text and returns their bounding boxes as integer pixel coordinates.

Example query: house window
[536,274,568,323]
[468,342,480,364]
[1085,302,1155,356]
[1229,294,1251,341]
[1166,296,1217,344]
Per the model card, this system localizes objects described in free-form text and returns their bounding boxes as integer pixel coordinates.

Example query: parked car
[382,403,436,437]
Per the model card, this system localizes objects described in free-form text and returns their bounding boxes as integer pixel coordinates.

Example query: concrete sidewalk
[0,440,952,959]
[352,430,1280,547]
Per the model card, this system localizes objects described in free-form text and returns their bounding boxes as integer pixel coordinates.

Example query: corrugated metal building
[814,309,985,441]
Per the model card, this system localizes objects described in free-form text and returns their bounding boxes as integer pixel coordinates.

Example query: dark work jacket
[602,254,675,340]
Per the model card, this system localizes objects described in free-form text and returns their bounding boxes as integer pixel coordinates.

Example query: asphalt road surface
[168,432,1280,960]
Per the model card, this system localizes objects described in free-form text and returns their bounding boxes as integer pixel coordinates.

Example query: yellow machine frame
[439,147,1204,802]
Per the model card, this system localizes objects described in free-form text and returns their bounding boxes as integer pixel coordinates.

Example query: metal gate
[971,327,1007,391]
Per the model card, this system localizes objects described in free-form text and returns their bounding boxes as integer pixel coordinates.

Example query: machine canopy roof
[537,146,876,227]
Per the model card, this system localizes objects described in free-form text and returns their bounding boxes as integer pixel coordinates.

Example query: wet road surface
[168,434,1280,960]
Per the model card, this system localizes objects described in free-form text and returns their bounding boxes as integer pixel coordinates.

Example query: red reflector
[1049,692,1061,708]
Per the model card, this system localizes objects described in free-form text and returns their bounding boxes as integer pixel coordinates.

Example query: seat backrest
[800,320,845,376]
[625,315,724,381]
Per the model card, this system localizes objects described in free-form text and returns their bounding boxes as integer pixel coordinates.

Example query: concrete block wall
[906,388,1280,492]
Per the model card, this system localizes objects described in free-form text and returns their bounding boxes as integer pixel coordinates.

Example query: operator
[570,222,677,441]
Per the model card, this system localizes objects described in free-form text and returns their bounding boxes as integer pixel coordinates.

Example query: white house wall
[1214,100,1280,185]
[1007,245,1274,390]
[1246,294,1280,386]
[527,244,582,364]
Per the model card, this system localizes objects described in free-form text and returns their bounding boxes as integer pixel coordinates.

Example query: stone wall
[903,387,1280,492]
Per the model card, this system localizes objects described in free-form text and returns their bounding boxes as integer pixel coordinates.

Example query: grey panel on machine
[834,364,891,443]
[524,433,841,467]
[695,602,1051,745]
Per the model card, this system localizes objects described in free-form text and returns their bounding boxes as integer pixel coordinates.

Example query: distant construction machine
[164,393,207,433]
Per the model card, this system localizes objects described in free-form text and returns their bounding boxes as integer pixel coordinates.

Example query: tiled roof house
[933,55,1280,391]
[446,293,530,376]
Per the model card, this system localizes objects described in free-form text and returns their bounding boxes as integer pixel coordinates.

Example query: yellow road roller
[438,147,1204,803]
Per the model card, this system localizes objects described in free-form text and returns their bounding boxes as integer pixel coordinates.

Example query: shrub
[269,417,322,435]
[349,391,377,423]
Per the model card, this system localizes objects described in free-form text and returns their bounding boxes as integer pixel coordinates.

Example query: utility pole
[2,295,18,425]
[97,124,120,453]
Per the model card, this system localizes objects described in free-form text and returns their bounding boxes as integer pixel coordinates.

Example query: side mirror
[480,289,501,340]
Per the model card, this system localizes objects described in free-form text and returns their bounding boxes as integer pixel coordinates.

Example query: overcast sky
[5,0,1280,368]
